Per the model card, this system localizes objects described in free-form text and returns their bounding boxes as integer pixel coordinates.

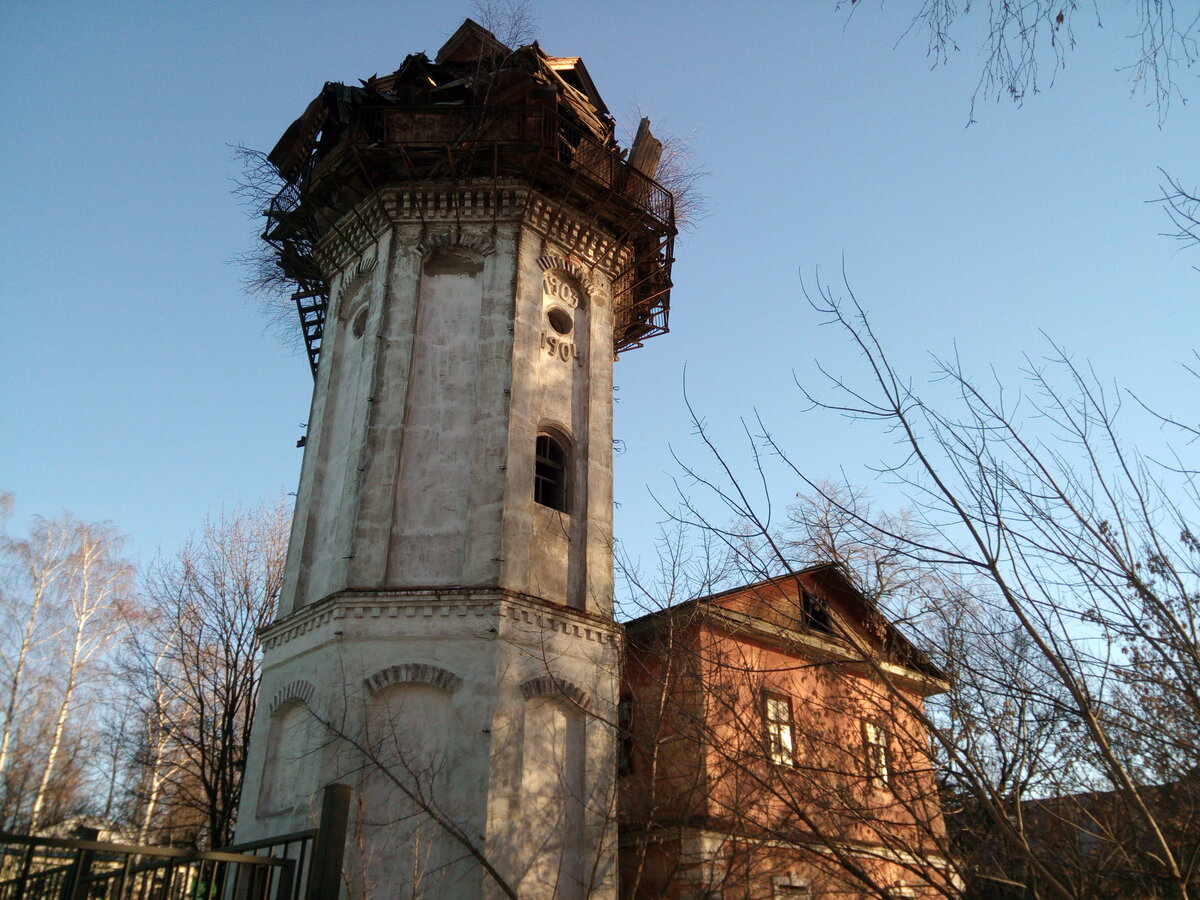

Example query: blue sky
[2,2,1196,576]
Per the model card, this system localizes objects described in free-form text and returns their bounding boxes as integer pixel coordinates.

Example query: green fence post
[305,785,350,900]
[60,827,98,900]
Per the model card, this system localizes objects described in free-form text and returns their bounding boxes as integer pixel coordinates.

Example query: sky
[2,2,1196,582]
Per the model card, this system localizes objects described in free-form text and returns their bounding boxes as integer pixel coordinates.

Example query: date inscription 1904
[540,331,581,364]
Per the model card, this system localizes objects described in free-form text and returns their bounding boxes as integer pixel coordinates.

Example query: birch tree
[0,507,68,821]
[27,519,133,830]
[0,510,134,831]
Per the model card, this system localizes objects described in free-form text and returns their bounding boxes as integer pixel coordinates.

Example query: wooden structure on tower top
[262,19,676,376]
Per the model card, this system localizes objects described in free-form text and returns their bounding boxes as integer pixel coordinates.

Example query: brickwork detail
[267,679,316,715]
[520,674,592,711]
[364,663,464,696]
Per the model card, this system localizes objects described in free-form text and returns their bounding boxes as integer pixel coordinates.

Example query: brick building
[619,566,959,899]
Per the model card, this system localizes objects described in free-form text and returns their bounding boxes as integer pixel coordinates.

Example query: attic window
[803,590,833,635]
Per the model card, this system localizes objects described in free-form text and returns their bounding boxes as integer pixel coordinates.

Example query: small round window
[546,307,573,336]
[351,307,368,339]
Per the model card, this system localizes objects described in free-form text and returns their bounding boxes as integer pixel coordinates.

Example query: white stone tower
[235,21,675,900]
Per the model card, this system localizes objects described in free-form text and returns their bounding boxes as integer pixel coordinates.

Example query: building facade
[619,566,958,899]
[235,21,675,900]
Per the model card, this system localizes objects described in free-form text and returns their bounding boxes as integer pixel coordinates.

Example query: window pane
[765,695,794,765]
[534,434,567,511]
[865,721,890,784]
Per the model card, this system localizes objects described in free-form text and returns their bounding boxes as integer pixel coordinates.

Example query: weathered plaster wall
[239,183,628,899]
[238,591,620,898]
[277,185,619,619]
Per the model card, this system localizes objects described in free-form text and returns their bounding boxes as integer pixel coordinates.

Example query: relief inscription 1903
[540,270,584,367]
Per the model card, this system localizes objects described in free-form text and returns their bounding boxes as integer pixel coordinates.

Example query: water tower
[235,20,676,900]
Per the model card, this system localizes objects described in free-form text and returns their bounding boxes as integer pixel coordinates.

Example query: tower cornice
[259,586,623,654]
[313,182,634,288]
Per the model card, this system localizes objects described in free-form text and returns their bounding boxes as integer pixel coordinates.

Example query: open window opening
[534,432,568,511]
[802,589,834,635]
[617,695,634,775]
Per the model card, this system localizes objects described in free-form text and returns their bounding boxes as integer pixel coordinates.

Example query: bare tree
[1158,170,1200,258]
[843,1,1200,124]
[635,125,709,235]
[0,511,134,832]
[27,520,134,830]
[659,270,1200,896]
[135,497,290,848]
[471,0,537,49]
[231,145,299,350]
[123,616,189,844]
[0,510,70,821]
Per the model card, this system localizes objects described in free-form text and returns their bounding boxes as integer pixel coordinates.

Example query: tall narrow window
[764,693,795,766]
[617,695,634,775]
[864,720,890,786]
[534,433,567,511]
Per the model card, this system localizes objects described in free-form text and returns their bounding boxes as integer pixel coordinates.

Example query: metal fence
[0,785,349,900]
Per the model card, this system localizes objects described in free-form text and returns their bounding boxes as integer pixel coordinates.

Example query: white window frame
[764,692,795,766]
[864,719,890,786]
[772,873,811,899]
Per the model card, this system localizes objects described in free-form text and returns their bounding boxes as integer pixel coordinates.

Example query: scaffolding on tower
[259,22,677,378]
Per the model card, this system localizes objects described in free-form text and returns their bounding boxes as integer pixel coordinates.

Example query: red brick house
[618,565,960,899]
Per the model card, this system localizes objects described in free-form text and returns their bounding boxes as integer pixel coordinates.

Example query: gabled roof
[544,56,610,117]
[624,563,949,696]
[435,18,511,65]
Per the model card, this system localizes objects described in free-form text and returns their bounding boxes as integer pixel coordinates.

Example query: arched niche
[259,680,319,817]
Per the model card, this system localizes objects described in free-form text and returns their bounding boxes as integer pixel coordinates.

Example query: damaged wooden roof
[262,19,677,375]
[269,19,620,181]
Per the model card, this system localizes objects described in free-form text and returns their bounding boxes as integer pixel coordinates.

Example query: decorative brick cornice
[524,194,631,275]
[313,195,391,277]
[499,600,620,647]
[313,182,633,283]
[364,663,463,696]
[259,587,621,653]
[383,182,526,225]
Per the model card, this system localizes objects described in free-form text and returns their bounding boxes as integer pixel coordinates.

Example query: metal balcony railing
[264,103,676,374]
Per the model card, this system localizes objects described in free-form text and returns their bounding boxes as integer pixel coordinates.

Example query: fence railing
[0,785,349,900]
